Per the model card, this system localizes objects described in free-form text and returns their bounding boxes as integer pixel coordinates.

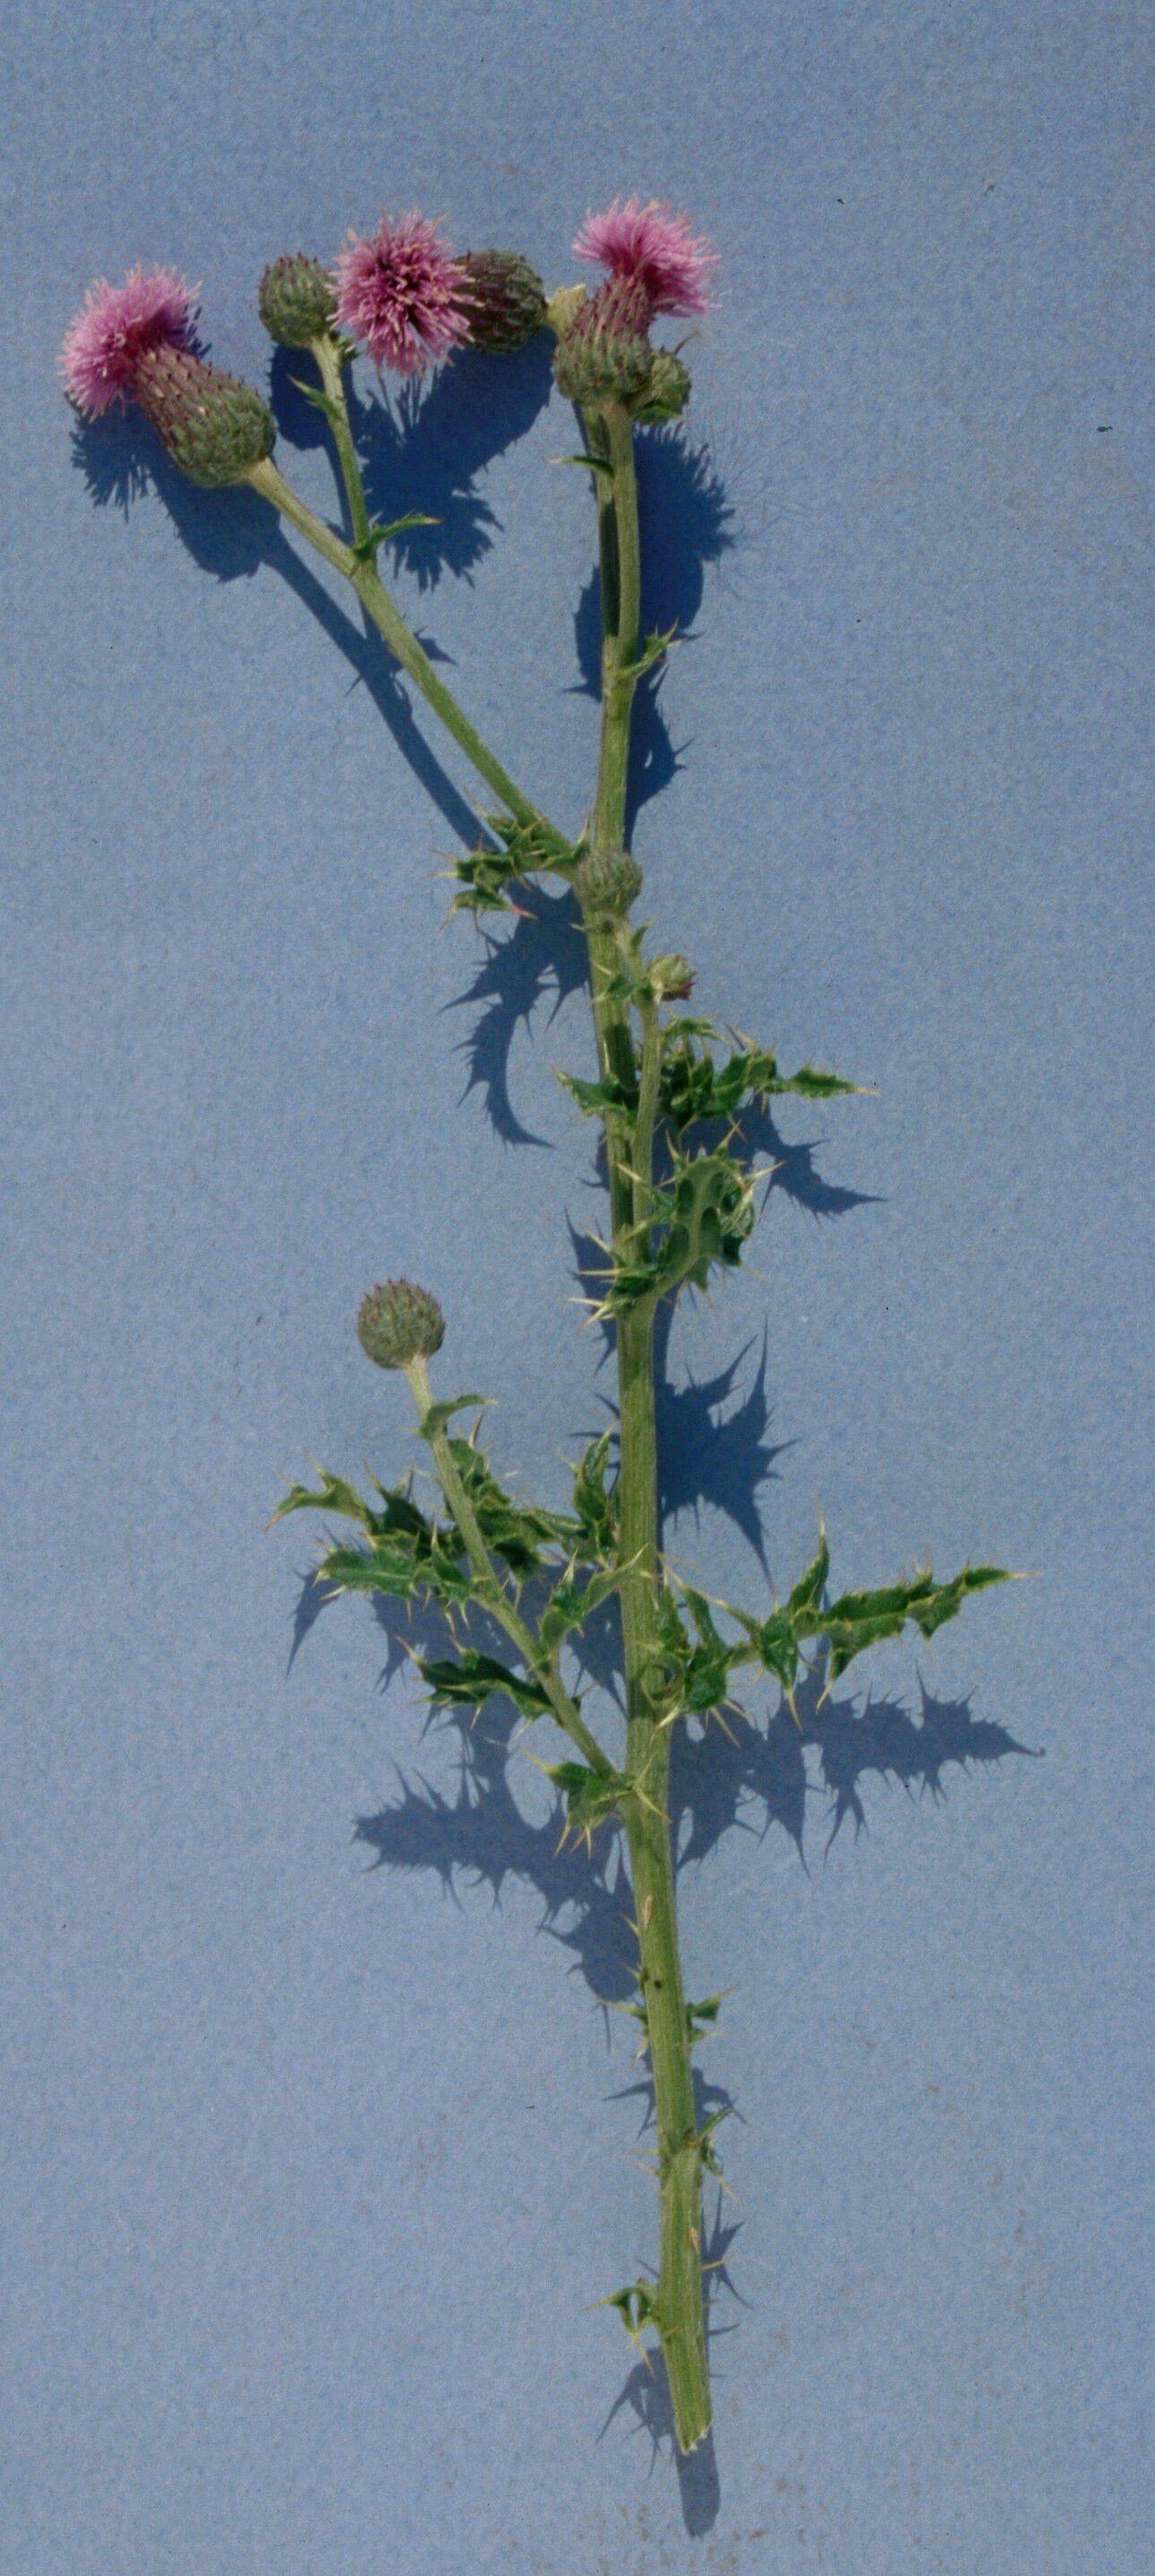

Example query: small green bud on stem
[257,252,337,348]
[574,847,644,922]
[357,1278,446,1371]
[553,277,654,407]
[459,250,547,353]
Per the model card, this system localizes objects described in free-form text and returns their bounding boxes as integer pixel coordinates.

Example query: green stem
[311,335,372,552]
[245,453,551,837]
[404,1359,614,1782]
[578,403,712,2450]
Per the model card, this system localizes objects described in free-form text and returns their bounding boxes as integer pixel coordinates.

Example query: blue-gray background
[3,4,1151,2569]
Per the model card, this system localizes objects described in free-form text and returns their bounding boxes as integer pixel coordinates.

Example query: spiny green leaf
[619,622,678,683]
[418,1650,554,1718]
[448,848,525,916]
[606,1146,759,1316]
[658,1029,859,1133]
[808,1562,1012,1681]
[651,1587,745,1719]
[787,1528,830,1617]
[537,1562,622,1653]
[552,450,613,474]
[312,1530,475,1609]
[547,1757,630,1845]
[555,1068,639,1119]
[446,1438,573,1577]
[734,1606,800,1695]
[274,1467,376,1527]
[290,377,343,428]
[604,2280,663,2343]
[482,812,578,872]
[686,1995,724,2045]
[569,1430,620,1560]
[418,1393,488,1440]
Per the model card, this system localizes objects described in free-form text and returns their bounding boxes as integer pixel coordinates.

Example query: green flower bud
[552,276,653,408]
[357,1278,446,1371]
[543,283,587,338]
[634,349,692,424]
[135,346,275,487]
[257,252,337,348]
[459,250,547,354]
[648,953,695,1001]
[574,848,644,921]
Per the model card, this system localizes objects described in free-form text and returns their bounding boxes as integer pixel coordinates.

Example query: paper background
[3,3,1151,2567]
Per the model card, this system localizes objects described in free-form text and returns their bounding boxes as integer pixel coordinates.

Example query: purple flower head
[333,214,472,376]
[573,196,718,320]
[60,266,199,417]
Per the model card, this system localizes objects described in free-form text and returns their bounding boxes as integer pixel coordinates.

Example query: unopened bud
[544,284,586,337]
[552,276,653,407]
[574,848,643,921]
[357,1278,446,1371]
[135,346,275,486]
[649,953,695,1001]
[258,253,337,348]
[460,250,546,353]
[634,349,691,423]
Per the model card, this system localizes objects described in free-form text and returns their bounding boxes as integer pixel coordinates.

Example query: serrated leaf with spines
[569,1430,620,1562]
[604,1144,760,1318]
[417,1649,555,1719]
[658,1024,861,1134]
[537,1561,623,1654]
[446,1437,575,1580]
[546,1756,631,1849]
[273,1466,378,1528]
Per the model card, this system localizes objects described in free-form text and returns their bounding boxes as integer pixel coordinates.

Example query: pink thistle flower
[333,213,472,377]
[573,196,718,319]
[59,265,199,417]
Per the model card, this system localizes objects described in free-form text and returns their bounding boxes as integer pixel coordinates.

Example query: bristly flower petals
[573,196,718,318]
[333,213,472,376]
[60,265,200,416]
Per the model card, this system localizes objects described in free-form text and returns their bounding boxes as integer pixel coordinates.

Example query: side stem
[245,449,551,838]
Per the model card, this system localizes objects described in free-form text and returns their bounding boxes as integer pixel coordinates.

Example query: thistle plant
[64,196,1015,2454]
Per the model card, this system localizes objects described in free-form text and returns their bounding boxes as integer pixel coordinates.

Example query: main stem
[256,377,711,2441]
[580,404,712,2450]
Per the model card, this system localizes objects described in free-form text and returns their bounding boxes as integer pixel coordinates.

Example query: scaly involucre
[60,265,199,416]
[334,213,472,375]
[573,195,719,318]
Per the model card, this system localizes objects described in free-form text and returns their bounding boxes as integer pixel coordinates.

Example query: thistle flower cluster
[60,195,713,482]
